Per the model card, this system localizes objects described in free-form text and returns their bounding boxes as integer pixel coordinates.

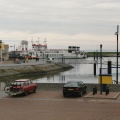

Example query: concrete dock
[0,60,73,77]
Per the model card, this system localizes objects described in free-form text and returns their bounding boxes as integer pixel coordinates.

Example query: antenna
[38,37,40,44]
[44,38,47,44]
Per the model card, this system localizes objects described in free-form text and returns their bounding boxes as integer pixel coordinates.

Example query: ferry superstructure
[9,40,87,59]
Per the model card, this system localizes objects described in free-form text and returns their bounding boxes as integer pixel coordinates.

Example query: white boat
[11,40,87,59]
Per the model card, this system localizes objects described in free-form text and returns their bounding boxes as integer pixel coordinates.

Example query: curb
[84,92,120,100]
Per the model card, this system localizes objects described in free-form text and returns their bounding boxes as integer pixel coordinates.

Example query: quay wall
[0,63,73,77]
[37,83,120,92]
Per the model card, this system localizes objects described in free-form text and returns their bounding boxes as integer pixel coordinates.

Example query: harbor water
[0,57,120,91]
[34,57,120,84]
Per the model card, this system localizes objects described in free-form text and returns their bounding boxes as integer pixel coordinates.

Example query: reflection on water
[34,57,120,83]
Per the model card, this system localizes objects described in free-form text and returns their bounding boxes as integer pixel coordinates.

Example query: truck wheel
[24,90,28,96]
[4,85,10,93]
[85,89,87,94]
[79,91,82,97]
[63,93,67,97]
[33,88,36,93]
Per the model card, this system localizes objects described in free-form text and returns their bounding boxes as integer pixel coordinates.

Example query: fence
[36,83,120,92]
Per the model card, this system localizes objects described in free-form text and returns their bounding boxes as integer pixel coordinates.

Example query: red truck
[4,79,37,96]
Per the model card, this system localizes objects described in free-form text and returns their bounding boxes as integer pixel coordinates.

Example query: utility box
[98,74,112,84]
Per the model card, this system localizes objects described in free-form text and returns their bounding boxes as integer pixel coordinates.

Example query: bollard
[94,51,96,76]
[93,88,95,95]
[106,89,108,95]
[107,87,109,94]
[94,87,97,94]
[106,87,109,95]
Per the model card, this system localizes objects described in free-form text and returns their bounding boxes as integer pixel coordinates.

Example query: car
[46,58,54,63]
[63,81,87,97]
[4,79,37,96]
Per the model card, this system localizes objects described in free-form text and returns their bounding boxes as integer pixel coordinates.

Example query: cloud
[0,0,120,50]
[92,2,120,9]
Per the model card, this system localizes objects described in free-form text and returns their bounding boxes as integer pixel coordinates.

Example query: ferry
[9,40,87,60]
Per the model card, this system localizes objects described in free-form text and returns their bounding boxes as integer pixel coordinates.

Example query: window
[25,82,29,86]
[28,80,32,84]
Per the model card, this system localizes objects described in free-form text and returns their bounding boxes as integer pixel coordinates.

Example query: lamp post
[100,44,102,94]
[115,25,119,84]
[0,40,2,64]
[10,44,15,63]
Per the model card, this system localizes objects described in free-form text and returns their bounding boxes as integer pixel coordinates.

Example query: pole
[0,40,2,64]
[108,61,112,74]
[100,44,102,94]
[94,51,96,76]
[0,46,2,64]
[116,25,119,84]
[14,44,15,63]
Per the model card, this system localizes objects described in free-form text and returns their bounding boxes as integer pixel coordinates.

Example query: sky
[0,0,120,51]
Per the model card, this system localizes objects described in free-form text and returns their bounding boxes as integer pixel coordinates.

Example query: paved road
[0,59,46,66]
[0,91,120,120]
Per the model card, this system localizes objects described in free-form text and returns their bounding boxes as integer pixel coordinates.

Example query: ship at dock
[9,40,87,60]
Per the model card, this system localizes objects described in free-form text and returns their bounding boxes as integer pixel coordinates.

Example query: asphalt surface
[0,91,120,120]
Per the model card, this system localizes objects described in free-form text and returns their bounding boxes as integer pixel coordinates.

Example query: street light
[0,40,2,63]
[115,25,119,84]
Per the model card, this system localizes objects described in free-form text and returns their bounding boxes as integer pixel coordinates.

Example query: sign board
[98,75,112,84]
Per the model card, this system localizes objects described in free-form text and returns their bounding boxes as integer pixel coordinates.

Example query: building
[0,40,9,60]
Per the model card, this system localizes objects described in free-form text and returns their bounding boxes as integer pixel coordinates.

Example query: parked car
[63,81,87,97]
[4,79,37,96]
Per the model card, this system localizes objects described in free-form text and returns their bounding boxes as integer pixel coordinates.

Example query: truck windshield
[11,82,24,86]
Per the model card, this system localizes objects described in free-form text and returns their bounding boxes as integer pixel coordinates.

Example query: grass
[87,52,118,57]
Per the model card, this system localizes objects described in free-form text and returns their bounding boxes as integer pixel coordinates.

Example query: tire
[33,88,36,93]
[79,91,82,97]
[63,93,67,97]
[85,89,87,94]
[24,90,28,96]
[4,85,10,93]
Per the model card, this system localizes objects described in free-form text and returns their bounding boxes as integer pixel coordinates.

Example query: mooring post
[116,25,119,84]
[94,51,96,76]
[100,44,102,94]
[108,61,112,75]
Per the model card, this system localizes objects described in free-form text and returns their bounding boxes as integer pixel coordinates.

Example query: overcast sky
[0,0,120,51]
